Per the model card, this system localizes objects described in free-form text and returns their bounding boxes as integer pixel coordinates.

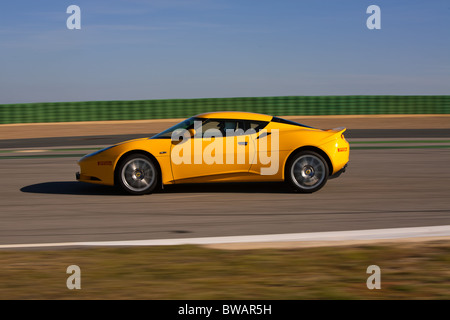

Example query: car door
[170,118,255,182]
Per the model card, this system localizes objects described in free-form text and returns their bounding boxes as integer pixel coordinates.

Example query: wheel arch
[283,146,333,180]
[114,150,162,188]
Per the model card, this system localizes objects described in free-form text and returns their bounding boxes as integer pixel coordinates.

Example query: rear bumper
[329,163,348,179]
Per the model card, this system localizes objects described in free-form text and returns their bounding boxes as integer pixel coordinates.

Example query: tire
[286,151,329,193]
[116,154,159,195]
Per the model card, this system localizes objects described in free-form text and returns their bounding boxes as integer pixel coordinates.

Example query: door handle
[238,141,248,146]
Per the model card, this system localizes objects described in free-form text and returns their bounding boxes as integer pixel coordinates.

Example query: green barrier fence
[0,95,449,124]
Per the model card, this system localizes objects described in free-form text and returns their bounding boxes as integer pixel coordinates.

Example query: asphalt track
[1,130,450,246]
[2,128,450,149]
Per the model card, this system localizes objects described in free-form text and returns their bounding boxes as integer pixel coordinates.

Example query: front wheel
[116,154,159,195]
[286,151,329,193]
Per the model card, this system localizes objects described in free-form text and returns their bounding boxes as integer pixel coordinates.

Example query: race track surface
[1,143,449,246]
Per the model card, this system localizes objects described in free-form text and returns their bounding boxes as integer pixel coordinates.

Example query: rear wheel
[286,151,329,193]
[117,154,158,195]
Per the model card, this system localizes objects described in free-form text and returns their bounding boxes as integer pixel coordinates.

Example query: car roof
[195,111,273,122]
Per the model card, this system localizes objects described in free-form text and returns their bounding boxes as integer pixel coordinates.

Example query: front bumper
[76,171,102,182]
[77,151,115,185]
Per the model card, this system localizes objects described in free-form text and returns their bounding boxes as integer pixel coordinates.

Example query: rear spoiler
[320,127,347,144]
[324,127,346,135]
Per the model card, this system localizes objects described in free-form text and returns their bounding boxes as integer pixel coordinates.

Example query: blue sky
[0,0,449,104]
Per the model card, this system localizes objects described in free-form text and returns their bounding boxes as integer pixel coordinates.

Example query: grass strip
[0,154,87,159]
[0,241,449,299]
[0,148,100,154]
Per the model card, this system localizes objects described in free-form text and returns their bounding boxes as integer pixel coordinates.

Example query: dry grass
[1,241,449,299]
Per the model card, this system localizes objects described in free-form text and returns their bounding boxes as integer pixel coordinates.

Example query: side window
[195,119,222,138]
[199,119,221,132]
[246,121,269,132]
[196,119,243,138]
[194,119,267,137]
[222,120,246,137]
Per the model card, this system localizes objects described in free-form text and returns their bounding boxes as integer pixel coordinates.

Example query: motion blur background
[0,0,449,299]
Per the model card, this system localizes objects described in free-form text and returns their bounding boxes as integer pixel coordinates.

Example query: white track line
[1,225,450,249]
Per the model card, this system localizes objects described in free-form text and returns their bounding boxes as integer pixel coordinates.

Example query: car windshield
[151,117,198,139]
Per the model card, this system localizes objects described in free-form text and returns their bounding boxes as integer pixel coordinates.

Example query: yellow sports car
[76,111,349,194]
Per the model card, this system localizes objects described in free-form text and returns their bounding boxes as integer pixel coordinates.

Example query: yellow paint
[77,112,350,187]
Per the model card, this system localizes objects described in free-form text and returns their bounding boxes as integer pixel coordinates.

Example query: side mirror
[187,128,196,137]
